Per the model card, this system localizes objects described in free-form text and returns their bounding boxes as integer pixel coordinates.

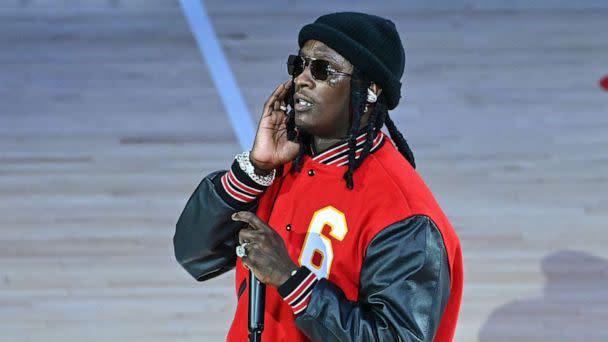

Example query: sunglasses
[287,54,352,81]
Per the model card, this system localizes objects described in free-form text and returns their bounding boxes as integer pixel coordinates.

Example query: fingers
[263,82,285,110]
[232,211,266,230]
[238,227,256,244]
[273,92,287,111]
[237,231,260,274]
[237,234,270,283]
[273,98,283,111]
[279,79,292,98]
[263,81,292,115]
[270,90,289,113]
[278,80,292,106]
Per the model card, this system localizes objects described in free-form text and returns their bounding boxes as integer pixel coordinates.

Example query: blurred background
[1,0,607,341]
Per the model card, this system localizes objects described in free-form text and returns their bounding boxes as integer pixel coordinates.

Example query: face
[292,40,354,139]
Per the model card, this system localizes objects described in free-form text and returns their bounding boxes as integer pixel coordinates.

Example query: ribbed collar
[310,131,385,166]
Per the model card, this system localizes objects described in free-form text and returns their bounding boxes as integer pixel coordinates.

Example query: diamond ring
[279,105,287,111]
[236,243,248,258]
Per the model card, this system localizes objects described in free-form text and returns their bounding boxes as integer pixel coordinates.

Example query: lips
[294,93,315,113]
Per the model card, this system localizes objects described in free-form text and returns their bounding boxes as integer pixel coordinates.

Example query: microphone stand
[248,271,265,342]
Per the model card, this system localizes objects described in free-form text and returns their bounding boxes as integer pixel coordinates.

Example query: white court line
[179,0,255,150]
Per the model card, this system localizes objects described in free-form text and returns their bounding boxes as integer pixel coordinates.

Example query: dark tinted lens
[287,55,304,77]
[309,59,330,81]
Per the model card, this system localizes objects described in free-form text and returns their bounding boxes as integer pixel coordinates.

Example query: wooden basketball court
[1,1,607,340]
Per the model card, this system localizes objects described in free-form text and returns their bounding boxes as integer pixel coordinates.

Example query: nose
[294,64,315,90]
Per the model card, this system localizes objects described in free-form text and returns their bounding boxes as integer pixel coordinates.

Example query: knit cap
[299,12,406,109]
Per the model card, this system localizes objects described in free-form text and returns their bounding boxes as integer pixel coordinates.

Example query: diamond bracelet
[235,151,276,187]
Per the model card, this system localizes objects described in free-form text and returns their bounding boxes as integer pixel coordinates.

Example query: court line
[179,0,255,150]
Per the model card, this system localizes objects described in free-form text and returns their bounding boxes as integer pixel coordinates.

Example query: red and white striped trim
[220,168,264,203]
[312,132,384,166]
[334,133,384,166]
[283,272,318,315]
[313,133,370,164]
[227,170,264,196]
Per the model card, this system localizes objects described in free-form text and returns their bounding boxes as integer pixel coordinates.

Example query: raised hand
[249,80,300,173]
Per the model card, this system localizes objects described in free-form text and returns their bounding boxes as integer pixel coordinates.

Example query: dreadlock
[286,68,416,189]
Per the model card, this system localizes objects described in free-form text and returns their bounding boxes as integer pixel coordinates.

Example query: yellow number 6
[298,206,348,278]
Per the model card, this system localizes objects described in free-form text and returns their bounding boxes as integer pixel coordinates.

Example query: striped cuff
[278,266,318,316]
[215,159,269,208]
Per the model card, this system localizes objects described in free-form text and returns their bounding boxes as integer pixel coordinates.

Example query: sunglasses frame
[287,54,352,81]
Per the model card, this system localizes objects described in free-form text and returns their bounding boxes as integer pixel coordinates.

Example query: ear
[369,82,382,98]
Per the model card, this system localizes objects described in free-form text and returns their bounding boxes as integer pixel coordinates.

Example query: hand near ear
[250,80,300,174]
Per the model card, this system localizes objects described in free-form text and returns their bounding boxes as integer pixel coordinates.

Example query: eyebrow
[298,49,341,64]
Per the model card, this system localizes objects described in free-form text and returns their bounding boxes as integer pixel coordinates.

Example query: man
[174,12,463,341]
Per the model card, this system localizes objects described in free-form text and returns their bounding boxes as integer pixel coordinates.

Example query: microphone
[248,270,265,342]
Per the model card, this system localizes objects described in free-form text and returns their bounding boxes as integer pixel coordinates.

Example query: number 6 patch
[298,206,348,278]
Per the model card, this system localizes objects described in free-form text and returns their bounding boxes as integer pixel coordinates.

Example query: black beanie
[298,12,405,110]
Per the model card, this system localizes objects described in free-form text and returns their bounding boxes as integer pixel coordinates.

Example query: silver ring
[236,243,248,258]
[279,105,287,111]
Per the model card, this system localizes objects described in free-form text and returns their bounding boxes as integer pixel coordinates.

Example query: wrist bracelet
[235,151,276,187]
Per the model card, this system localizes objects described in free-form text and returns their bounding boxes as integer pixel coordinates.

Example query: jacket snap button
[286,224,292,231]
[308,169,315,176]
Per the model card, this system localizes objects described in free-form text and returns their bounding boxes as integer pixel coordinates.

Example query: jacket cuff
[214,159,269,208]
[278,266,318,316]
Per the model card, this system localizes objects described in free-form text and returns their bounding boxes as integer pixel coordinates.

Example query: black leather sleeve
[295,215,451,342]
[173,171,256,281]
